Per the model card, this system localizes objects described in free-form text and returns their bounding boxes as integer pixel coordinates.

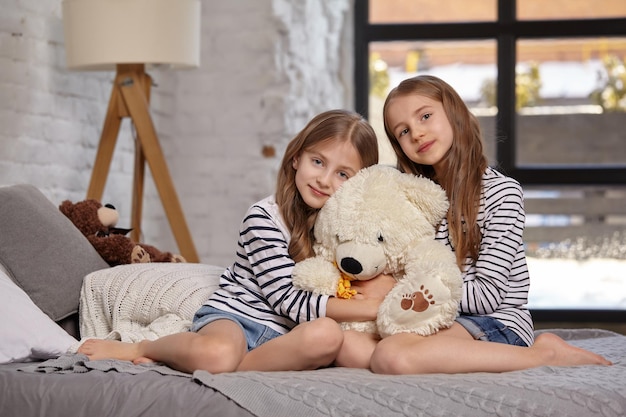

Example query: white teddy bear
[292,165,463,337]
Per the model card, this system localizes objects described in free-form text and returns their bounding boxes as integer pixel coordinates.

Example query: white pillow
[0,268,78,364]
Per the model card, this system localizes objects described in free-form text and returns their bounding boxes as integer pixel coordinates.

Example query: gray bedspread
[12,328,626,417]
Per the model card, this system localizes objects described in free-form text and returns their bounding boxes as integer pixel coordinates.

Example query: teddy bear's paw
[292,257,342,296]
[378,280,459,337]
[131,246,151,263]
[170,254,186,263]
[400,285,436,313]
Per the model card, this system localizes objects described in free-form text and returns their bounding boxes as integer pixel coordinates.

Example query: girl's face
[385,93,453,173]
[292,139,363,209]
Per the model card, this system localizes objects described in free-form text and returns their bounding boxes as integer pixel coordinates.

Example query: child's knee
[189,336,244,373]
[370,338,412,374]
[303,318,344,353]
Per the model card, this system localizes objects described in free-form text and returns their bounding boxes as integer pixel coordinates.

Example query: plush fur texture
[292,165,462,337]
[59,199,185,267]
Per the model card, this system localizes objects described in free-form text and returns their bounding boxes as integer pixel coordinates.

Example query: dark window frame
[354,0,626,324]
[354,0,626,185]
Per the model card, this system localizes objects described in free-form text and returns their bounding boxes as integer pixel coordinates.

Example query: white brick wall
[0,0,354,267]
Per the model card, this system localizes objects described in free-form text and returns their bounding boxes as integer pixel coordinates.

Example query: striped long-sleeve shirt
[204,196,329,335]
[435,167,534,346]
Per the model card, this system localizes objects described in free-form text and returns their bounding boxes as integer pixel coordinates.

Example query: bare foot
[78,339,142,362]
[533,332,612,367]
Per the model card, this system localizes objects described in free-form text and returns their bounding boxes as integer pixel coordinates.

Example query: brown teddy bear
[59,199,186,266]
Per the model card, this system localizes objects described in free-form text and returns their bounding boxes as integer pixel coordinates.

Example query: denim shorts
[190,305,282,351]
[455,314,528,347]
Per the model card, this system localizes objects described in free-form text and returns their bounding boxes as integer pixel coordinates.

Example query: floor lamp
[62,0,200,263]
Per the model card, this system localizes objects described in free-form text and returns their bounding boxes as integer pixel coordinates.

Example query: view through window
[357,0,626,315]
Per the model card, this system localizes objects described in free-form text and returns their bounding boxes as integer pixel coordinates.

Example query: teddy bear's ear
[59,200,74,217]
[401,174,449,227]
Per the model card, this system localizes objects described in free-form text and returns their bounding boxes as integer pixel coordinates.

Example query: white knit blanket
[76,263,223,346]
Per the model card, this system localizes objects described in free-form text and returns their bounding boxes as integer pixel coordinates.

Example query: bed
[1,184,625,417]
[2,328,625,417]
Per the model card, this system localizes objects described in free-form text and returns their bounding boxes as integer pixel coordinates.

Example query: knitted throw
[79,263,223,343]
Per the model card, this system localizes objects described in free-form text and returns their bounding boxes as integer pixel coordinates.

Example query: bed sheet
[2,328,624,417]
[0,361,254,417]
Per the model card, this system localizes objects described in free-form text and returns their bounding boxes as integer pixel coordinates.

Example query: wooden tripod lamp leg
[131,135,146,243]
[87,80,123,201]
[119,71,199,263]
[129,68,151,243]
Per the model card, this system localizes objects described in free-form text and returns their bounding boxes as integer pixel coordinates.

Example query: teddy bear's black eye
[377,233,384,243]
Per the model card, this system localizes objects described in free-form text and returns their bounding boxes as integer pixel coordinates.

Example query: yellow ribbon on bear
[333,262,357,299]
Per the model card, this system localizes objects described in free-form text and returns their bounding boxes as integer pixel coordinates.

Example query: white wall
[0,0,354,267]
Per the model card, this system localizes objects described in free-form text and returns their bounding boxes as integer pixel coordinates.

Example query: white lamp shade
[62,0,200,70]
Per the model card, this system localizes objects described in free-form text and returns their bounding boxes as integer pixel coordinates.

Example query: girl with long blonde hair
[364,75,611,374]
[78,109,386,373]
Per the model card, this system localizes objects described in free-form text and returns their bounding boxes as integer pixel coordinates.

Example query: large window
[355,0,626,322]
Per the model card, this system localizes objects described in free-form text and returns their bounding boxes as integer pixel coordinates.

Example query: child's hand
[351,273,396,300]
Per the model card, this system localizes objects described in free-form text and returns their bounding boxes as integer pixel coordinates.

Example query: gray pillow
[0,184,109,322]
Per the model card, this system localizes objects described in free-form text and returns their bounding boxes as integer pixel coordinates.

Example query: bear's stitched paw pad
[131,246,151,263]
[171,254,186,263]
[400,285,435,312]
[378,278,456,337]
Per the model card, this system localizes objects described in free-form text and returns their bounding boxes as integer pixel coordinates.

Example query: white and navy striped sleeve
[460,176,528,315]
[239,205,328,324]
[437,168,534,346]
[207,199,330,333]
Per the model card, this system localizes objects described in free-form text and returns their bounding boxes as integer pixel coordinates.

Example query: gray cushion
[0,184,109,321]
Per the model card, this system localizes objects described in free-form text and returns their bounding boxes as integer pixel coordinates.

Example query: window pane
[523,185,626,310]
[368,40,497,165]
[518,0,626,20]
[515,38,626,167]
[369,0,496,24]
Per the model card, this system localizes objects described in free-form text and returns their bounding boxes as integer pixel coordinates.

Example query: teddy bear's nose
[340,257,363,275]
[105,203,116,210]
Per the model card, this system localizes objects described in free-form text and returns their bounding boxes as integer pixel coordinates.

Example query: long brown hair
[276,109,379,262]
[383,75,487,269]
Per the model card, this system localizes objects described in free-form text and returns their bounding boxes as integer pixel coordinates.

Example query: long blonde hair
[383,75,487,269]
[276,109,379,262]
